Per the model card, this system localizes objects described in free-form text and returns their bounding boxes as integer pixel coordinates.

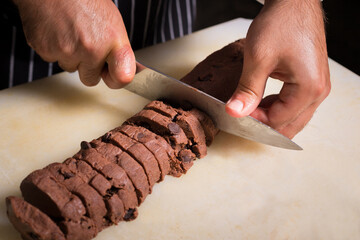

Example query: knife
[124,62,302,150]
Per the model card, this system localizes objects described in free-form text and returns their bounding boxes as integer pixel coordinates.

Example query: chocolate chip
[173,114,179,122]
[80,141,92,150]
[29,232,40,240]
[124,208,136,221]
[198,73,212,82]
[106,186,120,197]
[180,154,193,163]
[168,123,181,134]
[63,171,75,179]
[136,132,145,139]
[179,150,195,163]
[102,132,112,142]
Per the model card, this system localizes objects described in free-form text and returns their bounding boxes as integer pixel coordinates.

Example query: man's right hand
[13,0,136,88]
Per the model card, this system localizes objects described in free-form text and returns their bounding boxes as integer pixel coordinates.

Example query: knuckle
[58,38,77,58]
[78,37,107,67]
[237,82,258,98]
[236,82,260,106]
[308,71,331,100]
[80,35,97,55]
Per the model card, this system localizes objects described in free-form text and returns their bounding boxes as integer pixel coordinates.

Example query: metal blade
[124,62,302,150]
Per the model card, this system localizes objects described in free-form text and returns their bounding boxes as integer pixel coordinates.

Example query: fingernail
[227,99,244,113]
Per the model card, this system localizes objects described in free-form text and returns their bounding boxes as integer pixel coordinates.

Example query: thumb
[101,44,136,89]
[225,61,269,118]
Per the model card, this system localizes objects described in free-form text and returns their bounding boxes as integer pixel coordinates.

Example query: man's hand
[13,0,136,88]
[225,0,331,138]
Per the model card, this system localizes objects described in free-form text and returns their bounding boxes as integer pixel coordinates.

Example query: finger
[58,60,79,73]
[276,101,320,139]
[225,58,270,118]
[251,76,328,132]
[101,44,136,89]
[251,101,316,139]
[258,94,278,109]
[249,94,278,123]
[266,80,322,130]
[77,62,103,87]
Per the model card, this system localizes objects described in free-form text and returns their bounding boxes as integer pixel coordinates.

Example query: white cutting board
[1,18,360,240]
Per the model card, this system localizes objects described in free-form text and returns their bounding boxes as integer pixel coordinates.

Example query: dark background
[194,0,360,76]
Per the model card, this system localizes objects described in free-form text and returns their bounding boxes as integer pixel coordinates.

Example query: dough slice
[119,124,171,181]
[46,163,107,230]
[6,196,65,240]
[107,131,161,188]
[64,158,126,224]
[90,139,150,203]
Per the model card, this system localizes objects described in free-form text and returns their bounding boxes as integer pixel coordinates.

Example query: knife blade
[124,62,302,150]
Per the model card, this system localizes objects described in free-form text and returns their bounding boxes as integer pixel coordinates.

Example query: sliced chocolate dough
[127,109,195,176]
[63,158,125,224]
[175,110,207,158]
[64,158,110,197]
[20,168,86,221]
[107,131,161,188]
[90,139,150,204]
[189,108,219,146]
[58,217,97,240]
[144,100,207,158]
[88,174,126,223]
[144,100,178,119]
[120,124,182,177]
[75,148,139,220]
[89,139,122,163]
[126,109,190,153]
[89,174,112,196]
[64,157,97,183]
[119,124,171,181]
[180,38,246,102]
[104,194,126,223]
[6,196,66,240]
[45,163,107,231]
[20,168,97,240]
[117,151,150,203]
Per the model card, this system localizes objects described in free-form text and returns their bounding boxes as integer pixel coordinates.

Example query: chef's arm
[11,0,136,88]
[226,0,330,138]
